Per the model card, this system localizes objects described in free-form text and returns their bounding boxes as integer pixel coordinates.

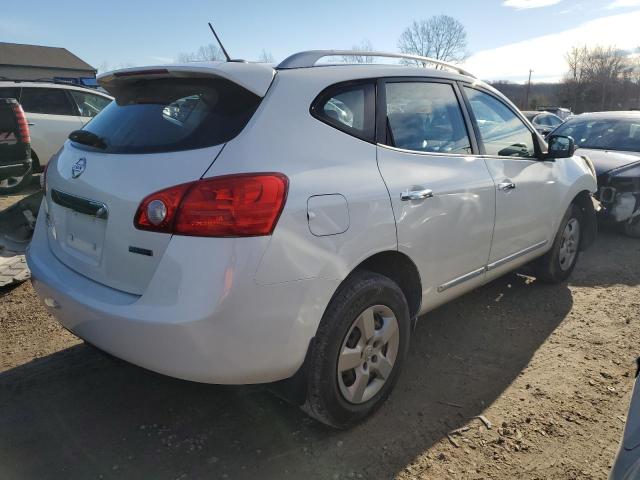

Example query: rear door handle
[28,122,35,126]
[401,188,434,201]
[498,181,516,191]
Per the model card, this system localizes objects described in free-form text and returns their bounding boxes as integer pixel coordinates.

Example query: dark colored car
[550,111,640,237]
[0,98,31,193]
[522,111,564,137]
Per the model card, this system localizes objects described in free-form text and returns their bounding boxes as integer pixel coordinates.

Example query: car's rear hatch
[44,63,274,295]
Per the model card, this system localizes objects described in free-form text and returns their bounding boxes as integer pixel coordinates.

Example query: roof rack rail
[0,77,102,91]
[0,77,95,86]
[276,50,475,78]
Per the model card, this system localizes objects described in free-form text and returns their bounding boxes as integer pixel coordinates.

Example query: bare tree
[564,46,589,111]
[177,44,225,63]
[586,46,626,110]
[565,46,588,84]
[342,39,375,64]
[398,15,468,66]
[628,47,640,106]
[561,45,630,112]
[257,49,275,63]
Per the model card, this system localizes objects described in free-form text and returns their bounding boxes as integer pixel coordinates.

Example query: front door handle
[498,181,516,191]
[401,188,434,201]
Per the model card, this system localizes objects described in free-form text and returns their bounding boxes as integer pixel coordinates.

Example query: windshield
[553,116,640,152]
[75,78,260,154]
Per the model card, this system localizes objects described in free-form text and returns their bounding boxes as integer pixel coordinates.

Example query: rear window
[20,88,77,116]
[0,87,20,100]
[76,78,261,154]
[0,101,17,133]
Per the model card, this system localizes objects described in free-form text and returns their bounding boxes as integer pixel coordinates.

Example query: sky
[2,0,639,83]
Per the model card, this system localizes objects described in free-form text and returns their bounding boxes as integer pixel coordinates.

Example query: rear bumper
[27,204,339,384]
[0,159,31,180]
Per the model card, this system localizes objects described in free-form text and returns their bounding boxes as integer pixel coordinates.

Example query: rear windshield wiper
[68,130,108,150]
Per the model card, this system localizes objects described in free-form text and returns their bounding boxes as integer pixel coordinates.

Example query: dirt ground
[1,218,639,479]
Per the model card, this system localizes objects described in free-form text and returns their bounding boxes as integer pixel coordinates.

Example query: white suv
[27,51,598,428]
[0,81,112,192]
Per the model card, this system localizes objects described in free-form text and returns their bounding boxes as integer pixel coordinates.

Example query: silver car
[28,50,597,428]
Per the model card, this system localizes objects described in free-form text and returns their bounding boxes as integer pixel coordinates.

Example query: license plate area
[49,189,108,265]
[63,210,106,264]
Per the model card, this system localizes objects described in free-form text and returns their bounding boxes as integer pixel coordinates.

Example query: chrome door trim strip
[437,267,486,293]
[436,240,549,293]
[376,143,475,159]
[486,240,548,272]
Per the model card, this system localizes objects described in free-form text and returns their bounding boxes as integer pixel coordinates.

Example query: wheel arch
[571,189,597,250]
[350,250,422,319]
[270,250,422,406]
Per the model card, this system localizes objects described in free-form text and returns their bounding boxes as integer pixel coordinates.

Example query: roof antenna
[208,22,232,62]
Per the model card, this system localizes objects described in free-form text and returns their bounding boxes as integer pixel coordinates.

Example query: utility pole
[524,69,533,109]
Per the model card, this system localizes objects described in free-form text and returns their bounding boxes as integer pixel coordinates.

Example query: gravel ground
[0,227,638,480]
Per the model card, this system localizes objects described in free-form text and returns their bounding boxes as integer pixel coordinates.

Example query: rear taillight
[134,173,289,237]
[12,103,30,144]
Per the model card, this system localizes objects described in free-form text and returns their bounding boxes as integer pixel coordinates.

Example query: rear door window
[68,90,112,117]
[464,87,536,158]
[20,88,76,116]
[384,81,471,154]
[312,82,375,142]
[75,78,261,154]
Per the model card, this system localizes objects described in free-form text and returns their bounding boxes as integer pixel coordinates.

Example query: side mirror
[546,134,575,159]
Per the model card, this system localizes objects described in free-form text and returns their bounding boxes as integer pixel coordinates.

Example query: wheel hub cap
[364,345,373,361]
[337,305,400,404]
[559,218,580,271]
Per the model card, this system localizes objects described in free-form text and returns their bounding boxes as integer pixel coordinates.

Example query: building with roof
[0,42,96,83]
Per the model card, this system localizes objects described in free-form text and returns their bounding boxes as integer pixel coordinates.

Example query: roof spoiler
[97,63,275,97]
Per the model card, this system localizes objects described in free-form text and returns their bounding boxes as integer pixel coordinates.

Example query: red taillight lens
[12,103,30,144]
[134,173,288,237]
[175,173,289,236]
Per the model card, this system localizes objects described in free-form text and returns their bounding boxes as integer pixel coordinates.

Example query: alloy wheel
[559,218,580,271]
[0,174,24,189]
[337,305,400,404]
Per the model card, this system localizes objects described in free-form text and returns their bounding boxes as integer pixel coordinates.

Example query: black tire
[535,203,583,283]
[302,270,411,429]
[0,168,32,195]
